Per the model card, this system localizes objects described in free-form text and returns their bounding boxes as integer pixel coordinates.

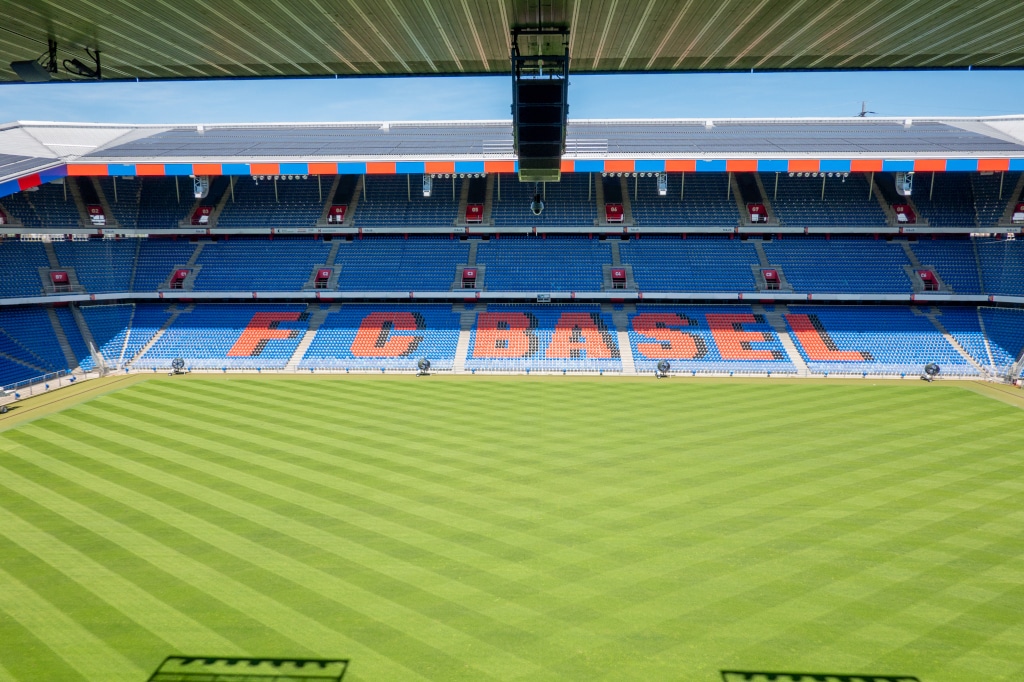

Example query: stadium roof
[5,116,1024,198]
[2,0,1024,83]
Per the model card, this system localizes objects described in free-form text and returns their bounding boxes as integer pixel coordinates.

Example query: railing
[0,369,105,405]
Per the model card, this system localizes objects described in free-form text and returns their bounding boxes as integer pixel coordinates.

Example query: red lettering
[706,313,781,360]
[785,314,871,361]
[631,313,706,359]
[472,312,536,357]
[546,313,618,359]
[228,312,302,357]
[351,312,424,357]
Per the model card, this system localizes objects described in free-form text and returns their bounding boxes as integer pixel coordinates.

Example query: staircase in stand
[46,307,81,371]
[90,177,120,228]
[604,303,636,374]
[754,304,809,376]
[127,304,193,365]
[69,302,105,370]
[618,176,635,226]
[285,303,339,370]
[998,172,1024,226]
[66,178,92,227]
[922,307,989,377]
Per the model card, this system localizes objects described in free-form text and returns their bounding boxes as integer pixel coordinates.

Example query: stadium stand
[299,304,460,371]
[619,236,758,292]
[217,176,323,228]
[762,236,912,293]
[0,306,70,374]
[492,173,595,226]
[192,236,332,291]
[466,305,622,373]
[26,183,81,228]
[333,236,468,291]
[136,177,186,231]
[134,304,309,369]
[784,306,979,376]
[628,305,794,374]
[53,238,136,293]
[356,175,458,226]
[762,172,887,227]
[132,238,198,290]
[99,177,140,228]
[54,306,94,370]
[0,190,44,229]
[972,172,1021,227]
[976,237,1024,296]
[475,236,609,291]
[910,173,977,227]
[978,307,1024,375]
[121,304,173,363]
[630,173,738,226]
[0,239,49,298]
[79,303,135,367]
[934,306,991,373]
[908,237,982,293]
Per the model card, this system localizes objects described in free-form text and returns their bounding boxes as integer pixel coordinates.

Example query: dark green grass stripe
[0,604,91,682]
[0,564,143,681]
[21,411,597,668]
[0,496,242,656]
[26,412,554,622]
[91,388,606,561]
[0,456,427,682]
[53,403,561,583]
[0,433,546,681]
[3,379,1024,681]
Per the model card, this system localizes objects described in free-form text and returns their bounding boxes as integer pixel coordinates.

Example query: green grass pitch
[0,376,1023,681]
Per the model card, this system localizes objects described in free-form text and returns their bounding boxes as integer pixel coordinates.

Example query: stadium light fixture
[10,39,58,82]
[63,47,102,80]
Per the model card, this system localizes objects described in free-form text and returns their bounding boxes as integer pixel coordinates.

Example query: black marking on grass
[147,655,349,681]
[721,671,919,682]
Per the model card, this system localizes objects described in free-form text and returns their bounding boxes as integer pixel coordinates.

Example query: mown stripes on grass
[0,377,1023,681]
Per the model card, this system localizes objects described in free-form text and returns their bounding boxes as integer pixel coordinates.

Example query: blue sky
[1,70,1023,124]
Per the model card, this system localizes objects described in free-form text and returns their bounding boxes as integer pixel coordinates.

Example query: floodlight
[10,39,58,82]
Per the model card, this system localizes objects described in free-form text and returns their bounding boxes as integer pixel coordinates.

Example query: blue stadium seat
[300,305,460,371]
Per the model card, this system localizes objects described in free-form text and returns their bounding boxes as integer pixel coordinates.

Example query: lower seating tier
[0,303,1020,379]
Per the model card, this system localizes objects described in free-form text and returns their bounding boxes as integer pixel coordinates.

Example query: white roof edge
[6,114,1024,130]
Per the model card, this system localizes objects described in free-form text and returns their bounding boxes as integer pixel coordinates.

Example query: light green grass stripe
[0,565,145,682]
[0,504,239,655]
[139,380,617,505]
[0,460,427,682]
[49,403,560,584]
[26,413,557,630]
[0,435,545,681]
[85,392,599,566]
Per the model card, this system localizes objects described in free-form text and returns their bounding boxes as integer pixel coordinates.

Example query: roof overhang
[3,0,1024,82]
[4,116,1024,199]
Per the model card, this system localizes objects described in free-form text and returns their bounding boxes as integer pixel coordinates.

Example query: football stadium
[1,2,1024,681]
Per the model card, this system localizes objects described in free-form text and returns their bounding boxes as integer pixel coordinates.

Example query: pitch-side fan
[922,362,940,382]
[656,360,671,379]
[170,358,186,376]
[416,358,431,376]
